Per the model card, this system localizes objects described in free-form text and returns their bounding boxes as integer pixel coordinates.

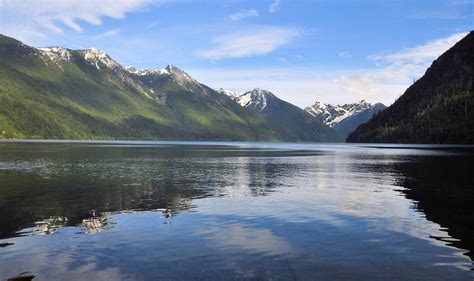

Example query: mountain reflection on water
[0,141,473,280]
[394,155,474,259]
[0,143,308,238]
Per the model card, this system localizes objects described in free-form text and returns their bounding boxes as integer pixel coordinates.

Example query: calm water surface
[0,141,473,280]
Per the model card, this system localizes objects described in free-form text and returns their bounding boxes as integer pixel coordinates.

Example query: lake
[0,141,473,280]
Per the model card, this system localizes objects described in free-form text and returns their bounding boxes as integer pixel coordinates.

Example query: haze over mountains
[0,34,346,141]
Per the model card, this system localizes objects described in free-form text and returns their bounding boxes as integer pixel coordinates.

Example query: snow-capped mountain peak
[37,46,121,70]
[305,100,383,127]
[306,101,327,114]
[127,64,195,81]
[218,88,241,99]
[219,88,275,111]
[81,47,121,70]
[37,47,73,61]
[165,64,180,73]
[305,101,344,126]
[243,88,275,110]
[125,67,170,76]
[164,64,196,83]
[127,64,209,95]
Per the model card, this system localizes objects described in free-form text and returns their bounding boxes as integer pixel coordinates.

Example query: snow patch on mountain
[81,48,121,70]
[242,88,273,110]
[38,47,72,61]
[219,88,275,111]
[125,66,170,76]
[36,47,122,69]
[164,64,199,86]
[37,46,122,70]
[126,65,196,82]
[305,100,376,127]
[218,88,242,99]
[128,64,212,95]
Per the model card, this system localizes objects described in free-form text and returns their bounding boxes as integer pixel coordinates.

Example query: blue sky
[0,0,473,107]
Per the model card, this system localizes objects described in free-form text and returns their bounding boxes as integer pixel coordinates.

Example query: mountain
[347,31,474,144]
[305,100,386,136]
[219,88,343,141]
[0,34,341,141]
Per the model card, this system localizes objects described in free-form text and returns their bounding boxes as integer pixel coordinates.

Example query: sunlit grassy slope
[0,34,342,141]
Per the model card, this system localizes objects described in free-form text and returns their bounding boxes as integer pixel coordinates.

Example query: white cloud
[189,67,357,107]
[407,11,466,20]
[0,24,47,40]
[198,222,292,256]
[190,32,468,107]
[145,21,159,29]
[368,32,467,65]
[0,0,154,34]
[196,26,299,59]
[449,0,473,5]
[334,32,468,102]
[338,51,352,58]
[92,29,121,40]
[268,0,281,13]
[229,9,259,21]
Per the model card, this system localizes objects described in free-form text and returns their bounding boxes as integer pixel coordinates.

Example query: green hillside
[253,90,341,141]
[0,34,340,141]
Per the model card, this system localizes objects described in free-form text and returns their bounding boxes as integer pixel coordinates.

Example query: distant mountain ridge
[348,31,474,144]
[219,88,343,141]
[38,46,122,70]
[0,34,341,141]
[305,100,386,136]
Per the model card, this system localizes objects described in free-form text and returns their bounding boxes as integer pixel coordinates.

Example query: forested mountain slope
[0,34,340,141]
[347,31,474,144]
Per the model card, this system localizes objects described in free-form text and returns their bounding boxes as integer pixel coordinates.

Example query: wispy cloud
[190,67,350,107]
[338,51,352,58]
[199,222,292,256]
[269,0,281,13]
[191,32,468,107]
[0,0,155,34]
[0,24,47,40]
[92,29,121,40]
[449,0,473,5]
[368,32,467,65]
[407,11,467,20]
[145,21,159,29]
[335,32,468,101]
[229,9,259,21]
[196,26,299,59]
